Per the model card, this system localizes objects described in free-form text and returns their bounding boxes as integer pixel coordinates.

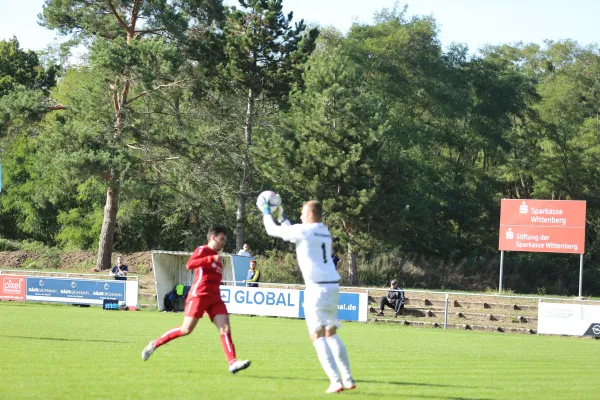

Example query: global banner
[0,275,26,300]
[221,286,301,318]
[221,286,368,322]
[26,277,126,305]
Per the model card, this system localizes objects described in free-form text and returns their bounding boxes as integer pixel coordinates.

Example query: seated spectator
[237,243,251,257]
[109,256,128,281]
[377,279,404,318]
[244,260,261,287]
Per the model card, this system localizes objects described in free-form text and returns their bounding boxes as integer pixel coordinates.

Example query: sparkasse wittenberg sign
[499,199,586,254]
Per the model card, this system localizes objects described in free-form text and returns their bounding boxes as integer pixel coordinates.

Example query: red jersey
[186,245,223,298]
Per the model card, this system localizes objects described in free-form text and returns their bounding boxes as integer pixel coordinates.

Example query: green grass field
[1,302,599,400]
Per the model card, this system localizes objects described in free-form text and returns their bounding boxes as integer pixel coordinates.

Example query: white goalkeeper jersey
[263,215,341,285]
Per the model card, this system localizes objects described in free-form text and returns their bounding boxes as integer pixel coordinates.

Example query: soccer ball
[259,190,282,213]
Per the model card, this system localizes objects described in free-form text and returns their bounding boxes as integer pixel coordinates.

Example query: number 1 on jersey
[321,242,327,263]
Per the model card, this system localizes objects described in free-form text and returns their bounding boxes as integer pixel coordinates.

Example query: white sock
[327,334,352,381]
[312,337,340,382]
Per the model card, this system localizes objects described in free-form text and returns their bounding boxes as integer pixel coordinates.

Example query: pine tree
[219,0,317,250]
[258,29,387,284]
[39,0,223,269]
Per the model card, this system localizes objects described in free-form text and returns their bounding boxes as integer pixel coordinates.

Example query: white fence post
[578,254,584,298]
[444,293,449,329]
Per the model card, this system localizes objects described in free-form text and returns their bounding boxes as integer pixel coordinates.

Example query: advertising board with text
[298,291,368,322]
[221,287,368,322]
[220,287,301,318]
[26,277,126,305]
[538,301,600,336]
[499,200,586,254]
[0,275,26,300]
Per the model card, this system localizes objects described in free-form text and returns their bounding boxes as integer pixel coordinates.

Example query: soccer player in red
[141,226,251,374]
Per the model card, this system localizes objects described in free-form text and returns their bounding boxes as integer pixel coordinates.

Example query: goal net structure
[151,250,253,310]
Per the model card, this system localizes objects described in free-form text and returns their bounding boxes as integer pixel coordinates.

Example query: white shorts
[303,283,341,334]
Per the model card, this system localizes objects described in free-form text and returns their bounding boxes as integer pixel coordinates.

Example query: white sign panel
[221,287,300,318]
[538,301,600,336]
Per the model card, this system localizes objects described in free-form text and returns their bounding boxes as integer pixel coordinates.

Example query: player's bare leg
[311,328,343,393]
[213,314,251,374]
[326,327,355,390]
[142,317,199,361]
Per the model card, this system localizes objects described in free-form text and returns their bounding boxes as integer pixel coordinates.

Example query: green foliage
[199,0,320,249]
[40,0,224,43]
[56,208,103,250]
[135,263,152,275]
[256,251,303,284]
[0,88,47,134]
[0,130,65,243]
[0,238,20,251]
[37,0,226,269]
[89,37,183,87]
[258,28,383,255]
[0,37,58,96]
[221,0,318,103]
[19,240,61,269]
[0,38,61,243]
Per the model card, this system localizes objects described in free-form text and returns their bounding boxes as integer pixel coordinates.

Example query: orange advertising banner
[0,274,26,300]
[499,200,586,254]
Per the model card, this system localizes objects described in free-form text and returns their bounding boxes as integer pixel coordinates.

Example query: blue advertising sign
[336,292,362,321]
[298,291,362,322]
[26,277,125,305]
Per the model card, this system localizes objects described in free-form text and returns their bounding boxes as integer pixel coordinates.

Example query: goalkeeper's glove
[256,193,271,215]
[275,205,287,223]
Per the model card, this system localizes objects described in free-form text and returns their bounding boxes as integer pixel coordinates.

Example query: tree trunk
[96,97,126,270]
[96,182,120,270]
[236,88,255,251]
[236,195,246,251]
[347,242,358,285]
[94,2,138,271]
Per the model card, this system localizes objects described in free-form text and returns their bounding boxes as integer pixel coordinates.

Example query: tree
[258,29,386,284]
[219,0,318,251]
[40,0,224,269]
[0,37,58,97]
[0,38,59,242]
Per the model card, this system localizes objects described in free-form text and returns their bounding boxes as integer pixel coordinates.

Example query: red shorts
[185,295,228,320]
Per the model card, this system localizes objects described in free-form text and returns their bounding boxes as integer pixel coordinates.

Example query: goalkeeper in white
[257,194,356,393]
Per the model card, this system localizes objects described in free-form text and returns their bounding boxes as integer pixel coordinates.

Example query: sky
[1,0,598,54]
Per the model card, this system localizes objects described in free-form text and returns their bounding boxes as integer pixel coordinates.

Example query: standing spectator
[257,195,356,393]
[377,279,405,318]
[244,260,261,287]
[237,243,251,257]
[141,226,251,374]
[109,256,128,281]
[331,254,341,269]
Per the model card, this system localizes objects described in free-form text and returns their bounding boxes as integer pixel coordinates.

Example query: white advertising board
[538,301,600,336]
[220,286,368,322]
[221,287,301,318]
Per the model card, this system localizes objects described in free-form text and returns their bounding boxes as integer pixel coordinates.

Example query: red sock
[154,327,183,348]
[220,333,237,365]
